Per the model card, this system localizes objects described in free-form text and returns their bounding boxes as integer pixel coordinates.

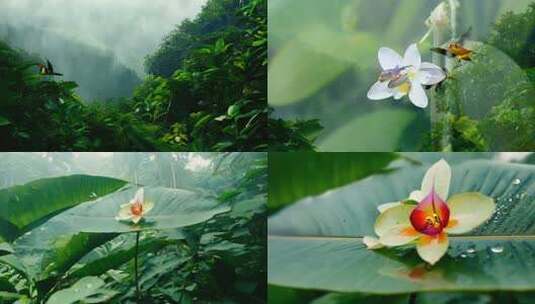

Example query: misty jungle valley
[0,0,286,152]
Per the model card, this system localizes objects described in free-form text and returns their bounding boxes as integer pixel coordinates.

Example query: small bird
[430,27,474,61]
[37,59,63,76]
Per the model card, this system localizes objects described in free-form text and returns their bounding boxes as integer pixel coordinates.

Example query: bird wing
[46,59,54,73]
[430,47,449,56]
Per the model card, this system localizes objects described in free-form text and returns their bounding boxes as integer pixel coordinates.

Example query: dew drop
[466,247,476,254]
[460,254,467,258]
[147,253,154,257]
[513,179,521,185]
[490,246,504,254]
[24,231,32,236]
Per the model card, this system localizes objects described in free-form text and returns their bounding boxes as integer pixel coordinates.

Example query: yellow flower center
[398,82,411,94]
[424,213,442,228]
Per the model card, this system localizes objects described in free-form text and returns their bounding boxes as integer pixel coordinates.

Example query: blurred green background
[268,0,534,151]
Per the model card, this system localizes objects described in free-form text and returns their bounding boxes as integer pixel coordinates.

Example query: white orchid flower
[363,159,496,265]
[115,188,154,224]
[367,44,446,108]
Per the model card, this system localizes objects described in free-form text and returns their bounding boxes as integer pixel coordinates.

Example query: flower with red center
[115,188,154,224]
[363,159,495,265]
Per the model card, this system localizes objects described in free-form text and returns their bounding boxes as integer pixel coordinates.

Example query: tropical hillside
[0,0,311,151]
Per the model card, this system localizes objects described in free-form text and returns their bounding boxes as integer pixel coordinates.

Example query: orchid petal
[134,188,144,204]
[116,205,132,221]
[421,159,451,200]
[402,44,421,68]
[379,226,420,246]
[375,204,414,236]
[445,193,495,234]
[363,236,384,249]
[409,190,425,201]
[377,202,401,213]
[410,189,450,236]
[408,82,428,108]
[416,63,446,85]
[416,233,449,265]
[378,47,403,70]
[142,201,154,215]
[367,81,393,100]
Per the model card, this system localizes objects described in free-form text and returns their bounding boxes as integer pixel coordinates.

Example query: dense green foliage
[424,3,535,151]
[0,152,266,303]
[0,0,315,151]
[0,39,172,151]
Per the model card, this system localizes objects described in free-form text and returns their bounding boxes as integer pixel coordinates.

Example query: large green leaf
[45,276,117,304]
[12,185,229,281]
[268,39,349,107]
[68,236,170,279]
[0,115,10,126]
[268,161,535,293]
[311,293,409,304]
[268,153,398,211]
[318,109,418,152]
[0,175,127,241]
[51,185,230,233]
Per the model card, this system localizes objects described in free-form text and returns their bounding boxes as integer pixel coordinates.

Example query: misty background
[0,0,206,100]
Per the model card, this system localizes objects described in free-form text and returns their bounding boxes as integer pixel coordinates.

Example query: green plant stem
[135,231,140,302]
[409,293,417,304]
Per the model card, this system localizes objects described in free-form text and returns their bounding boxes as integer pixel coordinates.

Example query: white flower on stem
[363,159,496,265]
[367,44,446,108]
[115,188,154,224]
[425,2,450,29]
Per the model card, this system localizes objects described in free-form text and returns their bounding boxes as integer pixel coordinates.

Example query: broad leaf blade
[53,186,230,233]
[0,175,127,241]
[268,153,398,211]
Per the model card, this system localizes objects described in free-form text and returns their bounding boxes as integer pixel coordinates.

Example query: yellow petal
[374,204,414,236]
[416,233,449,265]
[132,215,142,224]
[142,201,154,215]
[445,192,495,234]
[379,226,420,246]
[421,159,451,200]
[377,202,401,213]
[363,236,384,249]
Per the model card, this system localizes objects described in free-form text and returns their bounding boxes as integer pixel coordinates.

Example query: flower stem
[135,231,140,302]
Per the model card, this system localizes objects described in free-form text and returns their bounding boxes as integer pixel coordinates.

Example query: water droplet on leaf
[466,247,476,254]
[513,179,521,185]
[490,246,504,254]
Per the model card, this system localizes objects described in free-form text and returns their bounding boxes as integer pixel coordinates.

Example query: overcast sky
[0,0,207,74]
